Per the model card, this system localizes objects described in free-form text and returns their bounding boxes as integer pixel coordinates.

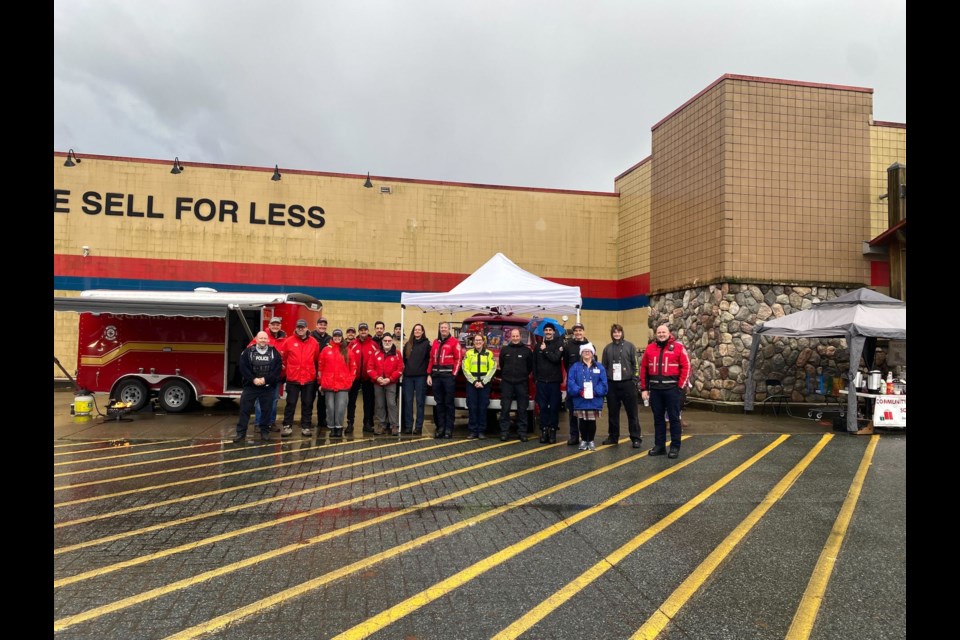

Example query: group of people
[234,318,415,442]
[234,315,691,460]
[452,320,691,458]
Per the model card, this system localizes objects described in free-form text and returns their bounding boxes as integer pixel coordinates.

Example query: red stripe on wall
[53,255,650,299]
[870,260,891,287]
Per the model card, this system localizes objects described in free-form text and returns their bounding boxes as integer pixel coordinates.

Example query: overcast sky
[54,0,906,193]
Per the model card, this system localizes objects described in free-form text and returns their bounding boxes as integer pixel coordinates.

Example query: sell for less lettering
[53,190,326,228]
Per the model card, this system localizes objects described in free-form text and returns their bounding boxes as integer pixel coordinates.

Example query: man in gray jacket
[600,323,643,448]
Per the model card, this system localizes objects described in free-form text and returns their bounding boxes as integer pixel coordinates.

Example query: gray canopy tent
[743,288,906,432]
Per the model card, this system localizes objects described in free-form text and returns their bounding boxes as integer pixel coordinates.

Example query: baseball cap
[346,327,356,333]
[317,318,327,325]
[394,323,402,329]
[572,322,585,330]
[358,322,369,330]
[269,317,282,324]
[296,319,308,328]
[332,328,343,336]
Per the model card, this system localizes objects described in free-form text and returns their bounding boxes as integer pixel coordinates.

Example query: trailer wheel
[114,378,149,412]
[158,380,193,413]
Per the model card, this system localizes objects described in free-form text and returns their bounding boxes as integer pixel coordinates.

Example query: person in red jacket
[279,319,320,438]
[318,329,359,438]
[367,333,404,435]
[426,322,463,438]
[639,324,691,458]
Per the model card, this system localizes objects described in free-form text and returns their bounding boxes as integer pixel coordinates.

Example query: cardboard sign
[872,395,906,427]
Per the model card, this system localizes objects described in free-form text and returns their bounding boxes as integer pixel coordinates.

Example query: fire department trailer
[54,289,323,412]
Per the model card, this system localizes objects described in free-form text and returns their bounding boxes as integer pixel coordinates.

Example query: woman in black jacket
[401,324,431,434]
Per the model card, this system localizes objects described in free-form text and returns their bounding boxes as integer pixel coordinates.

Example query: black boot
[539,430,549,443]
[548,428,557,444]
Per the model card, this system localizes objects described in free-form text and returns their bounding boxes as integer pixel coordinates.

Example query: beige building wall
[869,124,907,238]
[649,76,875,293]
[54,158,621,377]
[614,158,652,344]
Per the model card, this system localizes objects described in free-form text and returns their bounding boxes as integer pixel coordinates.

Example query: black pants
[347,378,361,427]
[432,374,456,435]
[236,385,276,438]
[500,380,530,436]
[607,380,641,441]
[565,395,580,440]
[361,379,375,429]
[649,386,682,449]
[282,381,317,428]
[313,384,327,428]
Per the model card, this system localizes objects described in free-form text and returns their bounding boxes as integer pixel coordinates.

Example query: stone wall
[647,284,886,405]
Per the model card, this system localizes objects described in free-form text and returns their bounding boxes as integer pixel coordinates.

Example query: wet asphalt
[53,390,906,640]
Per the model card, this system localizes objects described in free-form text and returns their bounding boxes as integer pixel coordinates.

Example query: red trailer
[54,289,323,412]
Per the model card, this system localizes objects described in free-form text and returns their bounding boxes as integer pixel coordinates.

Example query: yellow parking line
[54,439,193,456]
[54,439,459,508]
[55,441,505,556]
[784,434,879,640]
[631,434,833,639]
[160,435,712,640]
[55,441,235,467]
[329,436,736,640]
[54,440,563,630]
[495,434,794,640]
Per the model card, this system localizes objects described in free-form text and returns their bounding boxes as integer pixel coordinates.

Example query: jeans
[325,390,349,428]
[535,381,561,432]
[649,386,682,449]
[374,383,399,430]
[432,374,456,435]
[254,383,280,426]
[466,383,491,435]
[401,375,427,432]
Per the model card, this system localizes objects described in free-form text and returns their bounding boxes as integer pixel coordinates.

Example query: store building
[54,73,905,405]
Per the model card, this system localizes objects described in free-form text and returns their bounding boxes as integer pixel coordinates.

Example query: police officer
[233,331,283,444]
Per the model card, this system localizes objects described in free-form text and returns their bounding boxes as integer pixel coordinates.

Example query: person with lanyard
[560,322,590,445]
[426,321,463,439]
[565,342,608,451]
[600,323,643,448]
[463,333,496,439]
[639,324,691,458]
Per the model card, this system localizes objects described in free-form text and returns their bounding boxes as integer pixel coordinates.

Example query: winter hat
[579,343,595,356]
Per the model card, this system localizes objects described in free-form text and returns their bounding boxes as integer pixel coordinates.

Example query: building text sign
[53,189,326,228]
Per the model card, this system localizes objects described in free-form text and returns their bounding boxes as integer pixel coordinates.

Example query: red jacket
[280,332,319,384]
[639,334,690,391]
[427,335,463,376]
[366,346,404,384]
[318,345,359,391]
[351,336,379,372]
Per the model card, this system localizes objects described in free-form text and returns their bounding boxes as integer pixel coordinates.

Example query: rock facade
[646,284,886,405]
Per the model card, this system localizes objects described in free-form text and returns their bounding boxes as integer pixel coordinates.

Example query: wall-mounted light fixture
[64,149,81,167]
[82,246,90,257]
[363,172,373,188]
[171,157,184,174]
[271,165,282,181]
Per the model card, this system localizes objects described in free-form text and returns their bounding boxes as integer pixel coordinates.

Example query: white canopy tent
[743,288,906,432]
[400,252,582,317]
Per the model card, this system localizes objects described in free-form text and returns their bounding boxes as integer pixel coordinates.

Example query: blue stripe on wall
[53,277,649,312]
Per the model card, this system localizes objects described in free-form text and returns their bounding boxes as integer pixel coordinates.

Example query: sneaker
[587,441,596,451]
[578,441,588,451]
[467,433,478,440]
[374,426,385,435]
[231,434,246,443]
[331,427,343,438]
[567,437,579,446]
[390,427,399,436]
[301,427,312,437]
[631,439,643,449]
[281,425,293,437]
[602,437,619,445]
[668,446,680,459]
[648,446,667,456]
[477,433,487,439]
